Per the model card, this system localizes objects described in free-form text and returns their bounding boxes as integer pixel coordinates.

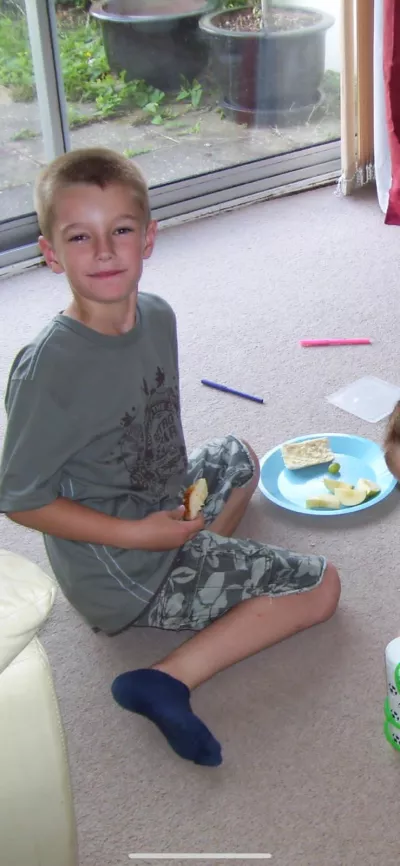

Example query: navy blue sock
[111,668,222,767]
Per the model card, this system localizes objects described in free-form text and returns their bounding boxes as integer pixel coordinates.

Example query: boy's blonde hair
[34,147,151,239]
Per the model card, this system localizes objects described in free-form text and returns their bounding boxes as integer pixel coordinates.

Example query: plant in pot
[199,0,335,126]
[89,0,218,93]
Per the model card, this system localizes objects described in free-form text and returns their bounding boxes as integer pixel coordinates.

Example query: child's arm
[1,372,203,551]
[7,498,204,552]
[384,401,400,481]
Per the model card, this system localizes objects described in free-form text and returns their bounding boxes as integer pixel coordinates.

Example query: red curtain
[384,0,400,223]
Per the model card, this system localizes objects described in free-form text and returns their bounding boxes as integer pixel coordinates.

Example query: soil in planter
[218,7,321,33]
[201,4,332,126]
[101,0,209,15]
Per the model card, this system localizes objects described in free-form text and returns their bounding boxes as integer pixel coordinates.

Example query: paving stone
[0,95,340,221]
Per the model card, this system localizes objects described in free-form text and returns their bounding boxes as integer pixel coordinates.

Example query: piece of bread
[282,437,334,470]
[183,478,208,520]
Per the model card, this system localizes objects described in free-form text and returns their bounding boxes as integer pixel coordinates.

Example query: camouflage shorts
[137,435,326,632]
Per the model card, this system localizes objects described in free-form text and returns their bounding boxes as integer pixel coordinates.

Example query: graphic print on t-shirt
[115,366,187,498]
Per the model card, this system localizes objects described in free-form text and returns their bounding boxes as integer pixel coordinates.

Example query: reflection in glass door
[0,0,66,213]
[0,2,43,220]
[0,0,68,264]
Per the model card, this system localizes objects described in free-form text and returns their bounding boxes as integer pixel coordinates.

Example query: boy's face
[39,182,156,305]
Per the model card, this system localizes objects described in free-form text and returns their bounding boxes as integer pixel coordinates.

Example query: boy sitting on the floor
[0,148,340,767]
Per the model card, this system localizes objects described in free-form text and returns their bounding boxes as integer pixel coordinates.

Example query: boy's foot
[111,668,222,767]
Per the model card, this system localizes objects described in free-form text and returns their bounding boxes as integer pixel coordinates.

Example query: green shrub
[0,15,34,100]
[0,14,132,105]
[55,1,86,7]
[0,9,203,122]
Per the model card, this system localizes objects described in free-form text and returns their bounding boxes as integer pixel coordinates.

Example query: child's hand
[134,506,205,551]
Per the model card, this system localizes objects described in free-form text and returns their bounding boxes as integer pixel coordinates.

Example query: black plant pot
[90,0,217,92]
[199,5,335,126]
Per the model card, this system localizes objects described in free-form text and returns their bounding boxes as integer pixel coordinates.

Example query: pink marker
[300,338,372,347]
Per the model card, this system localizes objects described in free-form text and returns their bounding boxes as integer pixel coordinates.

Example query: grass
[123,146,153,158]
[0,8,205,125]
[11,127,37,140]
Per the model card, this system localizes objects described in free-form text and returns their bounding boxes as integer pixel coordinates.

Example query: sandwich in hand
[183,478,208,520]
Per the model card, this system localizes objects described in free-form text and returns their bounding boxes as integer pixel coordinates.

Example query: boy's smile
[88,269,126,279]
[39,181,157,314]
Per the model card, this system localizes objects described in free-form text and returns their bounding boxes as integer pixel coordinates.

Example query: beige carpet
[1,185,400,866]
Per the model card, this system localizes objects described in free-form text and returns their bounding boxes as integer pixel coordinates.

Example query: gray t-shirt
[0,292,189,633]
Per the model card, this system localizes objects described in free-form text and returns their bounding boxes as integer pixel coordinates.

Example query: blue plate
[258,433,397,516]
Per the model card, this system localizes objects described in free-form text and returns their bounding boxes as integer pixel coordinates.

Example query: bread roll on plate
[281,437,334,470]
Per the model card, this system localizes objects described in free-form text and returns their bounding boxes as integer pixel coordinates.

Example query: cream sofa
[0,549,78,866]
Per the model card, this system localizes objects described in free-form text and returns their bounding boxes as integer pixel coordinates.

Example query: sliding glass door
[0,0,341,266]
[0,0,68,266]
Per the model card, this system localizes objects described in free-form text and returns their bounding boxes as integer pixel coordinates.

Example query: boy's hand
[135,506,205,551]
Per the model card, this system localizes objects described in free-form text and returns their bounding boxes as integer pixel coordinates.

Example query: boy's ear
[38,235,65,274]
[143,220,157,260]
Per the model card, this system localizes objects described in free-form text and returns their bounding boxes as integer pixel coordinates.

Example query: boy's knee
[309,562,341,625]
[242,440,260,485]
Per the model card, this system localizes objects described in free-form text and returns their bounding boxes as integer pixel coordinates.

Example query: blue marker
[201,379,264,404]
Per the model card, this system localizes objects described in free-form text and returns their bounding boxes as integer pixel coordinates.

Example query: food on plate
[333,488,367,507]
[323,478,353,493]
[281,438,334,470]
[328,461,341,474]
[307,476,381,510]
[305,495,341,510]
[356,478,381,499]
[183,478,208,520]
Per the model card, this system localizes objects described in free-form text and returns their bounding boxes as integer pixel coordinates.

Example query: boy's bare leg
[152,563,340,689]
[207,441,260,537]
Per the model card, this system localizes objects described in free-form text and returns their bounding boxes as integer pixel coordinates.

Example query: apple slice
[323,478,353,494]
[356,478,381,499]
[306,495,340,510]
[335,488,367,507]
